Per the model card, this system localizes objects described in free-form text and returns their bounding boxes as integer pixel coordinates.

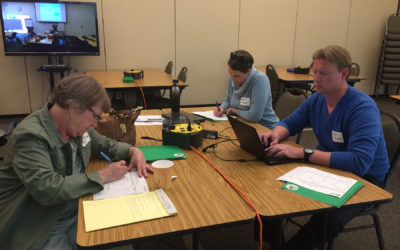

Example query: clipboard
[282,181,364,208]
[137,145,186,162]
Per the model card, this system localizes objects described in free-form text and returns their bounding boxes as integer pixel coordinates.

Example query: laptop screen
[227,115,266,160]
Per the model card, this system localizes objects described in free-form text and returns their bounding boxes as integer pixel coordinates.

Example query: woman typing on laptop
[214,50,279,129]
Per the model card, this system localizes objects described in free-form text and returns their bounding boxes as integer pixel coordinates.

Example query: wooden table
[77,107,393,249]
[86,70,187,89]
[86,69,188,109]
[390,95,400,102]
[256,66,367,86]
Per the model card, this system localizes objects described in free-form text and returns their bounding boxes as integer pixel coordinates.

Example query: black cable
[202,138,257,162]
[202,138,233,152]
[141,136,162,142]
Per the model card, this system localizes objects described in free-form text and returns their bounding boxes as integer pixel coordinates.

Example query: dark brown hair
[228,50,254,73]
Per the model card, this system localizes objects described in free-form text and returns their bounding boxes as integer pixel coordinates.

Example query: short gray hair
[52,73,111,112]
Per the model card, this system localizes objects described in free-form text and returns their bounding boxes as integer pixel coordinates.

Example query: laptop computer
[227,115,298,165]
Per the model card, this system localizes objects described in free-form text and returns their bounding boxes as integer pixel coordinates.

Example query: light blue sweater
[221,69,279,129]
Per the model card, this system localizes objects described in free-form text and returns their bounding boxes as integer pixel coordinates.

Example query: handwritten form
[83,189,177,232]
[94,170,149,200]
[192,110,228,121]
[277,166,358,198]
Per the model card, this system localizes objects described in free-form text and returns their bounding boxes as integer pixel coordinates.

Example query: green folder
[137,145,186,162]
[282,181,364,208]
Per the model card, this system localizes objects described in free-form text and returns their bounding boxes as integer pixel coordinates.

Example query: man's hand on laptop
[259,132,278,148]
[266,144,303,160]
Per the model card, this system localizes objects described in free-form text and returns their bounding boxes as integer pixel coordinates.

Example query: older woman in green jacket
[0,73,151,250]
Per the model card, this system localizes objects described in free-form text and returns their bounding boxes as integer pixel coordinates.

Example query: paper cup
[152,160,174,190]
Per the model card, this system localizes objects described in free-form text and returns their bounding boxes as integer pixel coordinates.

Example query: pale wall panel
[0,55,31,115]
[293,0,351,66]
[0,21,31,115]
[239,0,297,67]
[102,0,175,71]
[346,0,398,94]
[177,0,239,105]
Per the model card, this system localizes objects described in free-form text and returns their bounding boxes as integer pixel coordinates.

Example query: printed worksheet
[277,166,358,198]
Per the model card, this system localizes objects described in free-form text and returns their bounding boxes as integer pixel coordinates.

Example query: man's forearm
[271,125,290,142]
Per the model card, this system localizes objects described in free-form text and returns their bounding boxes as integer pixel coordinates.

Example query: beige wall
[0,0,398,115]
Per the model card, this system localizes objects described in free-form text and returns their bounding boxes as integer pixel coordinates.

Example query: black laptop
[227,115,298,165]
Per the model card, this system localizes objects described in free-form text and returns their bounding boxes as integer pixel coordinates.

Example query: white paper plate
[152,159,174,169]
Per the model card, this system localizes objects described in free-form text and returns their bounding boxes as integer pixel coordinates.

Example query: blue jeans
[42,214,77,250]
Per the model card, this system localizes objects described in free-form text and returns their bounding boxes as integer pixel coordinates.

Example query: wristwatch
[303,148,314,162]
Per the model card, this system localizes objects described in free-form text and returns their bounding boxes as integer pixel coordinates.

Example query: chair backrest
[265,64,281,99]
[178,66,188,82]
[274,89,307,120]
[350,62,360,76]
[165,61,173,74]
[380,110,400,187]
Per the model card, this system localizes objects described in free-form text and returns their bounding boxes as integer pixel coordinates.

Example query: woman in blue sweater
[214,50,279,129]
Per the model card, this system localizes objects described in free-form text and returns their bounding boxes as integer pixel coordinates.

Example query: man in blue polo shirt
[259,45,389,249]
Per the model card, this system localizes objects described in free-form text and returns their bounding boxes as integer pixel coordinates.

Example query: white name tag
[240,97,250,106]
[82,132,91,147]
[332,130,344,143]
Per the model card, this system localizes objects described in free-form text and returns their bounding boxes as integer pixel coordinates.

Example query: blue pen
[216,101,221,113]
[100,152,112,163]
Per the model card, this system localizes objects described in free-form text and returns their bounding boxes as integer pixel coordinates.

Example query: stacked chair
[374,12,400,96]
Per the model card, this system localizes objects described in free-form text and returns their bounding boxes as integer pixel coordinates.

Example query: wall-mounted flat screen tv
[0,1,100,56]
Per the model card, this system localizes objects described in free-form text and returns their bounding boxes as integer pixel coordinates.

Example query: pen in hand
[216,101,221,114]
[100,152,112,163]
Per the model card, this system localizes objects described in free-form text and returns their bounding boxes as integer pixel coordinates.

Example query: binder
[137,145,186,162]
[282,181,364,208]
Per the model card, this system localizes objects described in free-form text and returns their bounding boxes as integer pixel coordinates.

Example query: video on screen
[1,1,99,55]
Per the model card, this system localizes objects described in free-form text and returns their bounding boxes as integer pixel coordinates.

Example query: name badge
[82,132,91,147]
[240,97,250,106]
[332,130,344,143]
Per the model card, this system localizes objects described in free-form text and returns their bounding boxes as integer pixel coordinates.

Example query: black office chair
[165,61,173,74]
[327,110,400,250]
[177,66,188,82]
[350,62,360,76]
[273,89,307,144]
[266,64,283,105]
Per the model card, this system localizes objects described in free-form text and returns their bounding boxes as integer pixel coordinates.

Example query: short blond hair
[312,45,352,71]
[52,73,111,112]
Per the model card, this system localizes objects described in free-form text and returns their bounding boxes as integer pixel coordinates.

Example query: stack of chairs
[375,13,400,96]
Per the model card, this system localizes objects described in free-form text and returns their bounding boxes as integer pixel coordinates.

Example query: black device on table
[227,115,298,165]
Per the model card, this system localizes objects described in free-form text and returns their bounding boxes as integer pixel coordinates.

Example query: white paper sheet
[277,166,358,198]
[135,115,164,125]
[192,110,228,121]
[94,170,149,200]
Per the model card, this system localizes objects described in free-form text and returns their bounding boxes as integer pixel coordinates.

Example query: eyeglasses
[88,107,101,122]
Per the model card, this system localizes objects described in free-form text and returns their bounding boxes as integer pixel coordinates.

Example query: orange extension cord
[190,146,263,250]
[134,83,147,109]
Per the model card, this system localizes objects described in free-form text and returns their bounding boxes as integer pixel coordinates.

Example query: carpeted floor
[0,96,399,250]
